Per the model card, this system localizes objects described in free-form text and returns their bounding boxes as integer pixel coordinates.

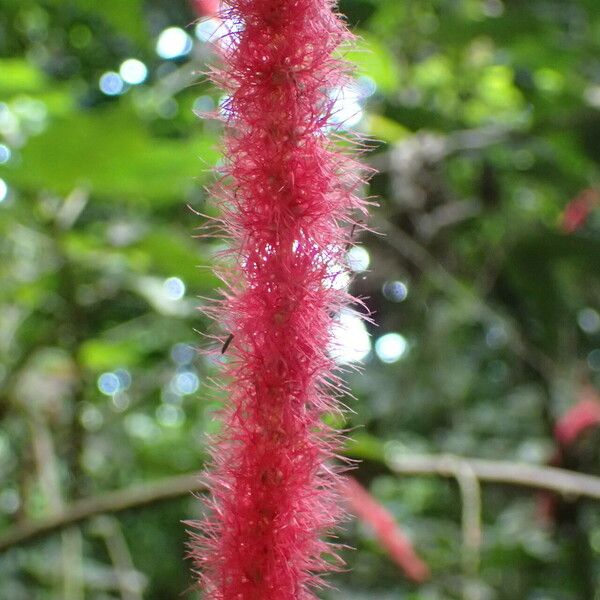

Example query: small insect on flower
[221,333,234,354]
[350,220,366,240]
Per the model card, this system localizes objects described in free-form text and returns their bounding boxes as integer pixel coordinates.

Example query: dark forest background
[1,0,600,598]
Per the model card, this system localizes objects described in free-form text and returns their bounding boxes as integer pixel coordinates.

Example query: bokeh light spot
[346,246,370,272]
[119,58,148,85]
[195,18,221,42]
[0,144,11,164]
[99,71,125,96]
[124,413,158,440]
[172,371,200,395]
[171,343,195,365]
[79,403,104,431]
[0,178,8,203]
[358,75,377,98]
[375,333,408,364]
[588,349,600,372]
[193,95,215,115]
[0,489,20,515]
[163,276,185,300]
[156,27,193,59]
[486,324,508,349]
[98,372,120,395]
[157,98,179,119]
[329,85,364,128]
[156,403,185,427]
[382,280,408,302]
[330,309,371,364]
[578,308,600,334]
[111,393,130,412]
[115,368,132,390]
[483,0,504,17]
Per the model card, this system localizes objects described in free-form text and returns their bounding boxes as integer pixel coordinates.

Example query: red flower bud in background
[560,188,600,234]
[191,0,220,18]
[554,386,600,446]
[343,478,430,583]
[537,386,600,524]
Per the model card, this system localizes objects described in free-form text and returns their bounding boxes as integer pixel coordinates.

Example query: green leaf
[9,104,219,204]
[49,0,147,44]
[79,339,143,370]
[346,33,400,93]
[365,113,411,143]
[0,59,45,96]
[133,230,217,287]
[344,432,385,462]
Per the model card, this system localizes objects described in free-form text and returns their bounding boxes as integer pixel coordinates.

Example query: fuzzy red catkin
[189,0,367,598]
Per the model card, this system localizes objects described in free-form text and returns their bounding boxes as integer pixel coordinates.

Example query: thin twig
[91,516,145,600]
[3,457,600,553]
[452,460,483,600]
[62,527,84,600]
[0,472,203,553]
[386,454,600,499]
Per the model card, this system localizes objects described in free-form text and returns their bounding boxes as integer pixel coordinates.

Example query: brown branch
[0,472,204,553]
[454,461,482,600]
[386,454,600,500]
[3,457,600,553]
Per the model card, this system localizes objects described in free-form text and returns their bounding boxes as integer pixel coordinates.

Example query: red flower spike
[188,1,369,598]
[343,478,430,583]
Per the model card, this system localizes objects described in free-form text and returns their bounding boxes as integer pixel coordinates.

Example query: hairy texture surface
[189,1,367,598]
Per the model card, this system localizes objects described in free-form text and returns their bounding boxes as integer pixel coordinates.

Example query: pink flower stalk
[189,0,367,598]
[342,478,430,583]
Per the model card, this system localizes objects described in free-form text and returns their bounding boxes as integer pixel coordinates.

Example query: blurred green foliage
[1,0,600,598]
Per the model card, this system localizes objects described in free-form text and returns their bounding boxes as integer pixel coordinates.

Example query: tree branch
[3,457,600,553]
[0,472,204,553]
[386,454,600,500]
